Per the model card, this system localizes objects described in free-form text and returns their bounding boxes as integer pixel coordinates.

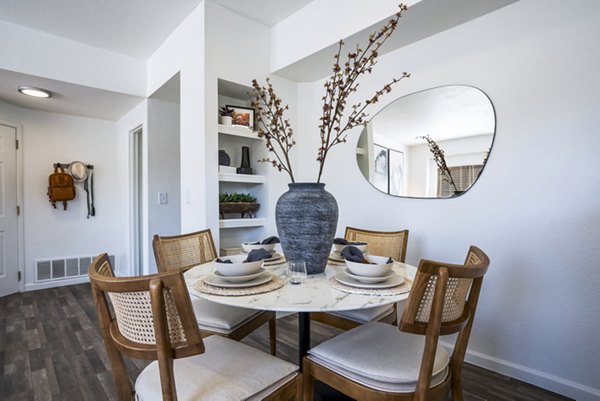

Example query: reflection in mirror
[356,85,495,198]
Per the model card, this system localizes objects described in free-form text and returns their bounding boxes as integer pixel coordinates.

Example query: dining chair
[89,253,301,401]
[152,229,277,355]
[310,227,409,330]
[303,245,490,401]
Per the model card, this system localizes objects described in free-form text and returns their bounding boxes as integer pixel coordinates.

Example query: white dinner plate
[343,268,395,284]
[213,268,265,283]
[335,271,404,289]
[205,271,273,288]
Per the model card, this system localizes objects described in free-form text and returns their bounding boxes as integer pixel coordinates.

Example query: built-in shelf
[218,124,260,140]
[219,173,265,184]
[219,218,266,229]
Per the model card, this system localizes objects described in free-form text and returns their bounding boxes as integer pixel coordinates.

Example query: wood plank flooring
[0,283,573,401]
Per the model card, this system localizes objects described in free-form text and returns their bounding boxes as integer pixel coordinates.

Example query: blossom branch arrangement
[250,3,410,183]
[419,135,459,193]
[316,4,410,182]
[250,78,296,183]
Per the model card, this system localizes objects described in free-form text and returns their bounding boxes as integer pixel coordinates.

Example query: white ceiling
[0,0,312,120]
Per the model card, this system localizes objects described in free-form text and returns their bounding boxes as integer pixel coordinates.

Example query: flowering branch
[316,4,410,183]
[419,135,458,193]
[250,78,296,183]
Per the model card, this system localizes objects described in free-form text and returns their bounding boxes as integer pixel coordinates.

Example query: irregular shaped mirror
[357,85,495,198]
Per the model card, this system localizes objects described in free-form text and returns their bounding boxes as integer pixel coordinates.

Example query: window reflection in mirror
[356,85,495,198]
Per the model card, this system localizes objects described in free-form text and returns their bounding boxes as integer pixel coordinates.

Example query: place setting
[329,245,412,295]
[194,249,285,296]
[241,236,287,267]
[328,238,368,265]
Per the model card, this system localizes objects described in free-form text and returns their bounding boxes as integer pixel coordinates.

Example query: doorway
[130,126,143,276]
[0,123,20,296]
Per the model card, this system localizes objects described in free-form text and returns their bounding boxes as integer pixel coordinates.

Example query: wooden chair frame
[89,253,301,401]
[303,246,490,401]
[310,227,409,330]
[153,229,277,355]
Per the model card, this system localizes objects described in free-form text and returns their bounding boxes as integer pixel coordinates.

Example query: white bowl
[214,254,263,276]
[333,242,368,254]
[345,255,393,277]
[241,242,277,253]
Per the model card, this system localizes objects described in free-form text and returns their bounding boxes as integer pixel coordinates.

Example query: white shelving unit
[219,218,267,229]
[219,173,266,184]
[217,79,269,247]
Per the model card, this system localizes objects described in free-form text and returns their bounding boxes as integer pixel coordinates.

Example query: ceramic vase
[275,183,338,274]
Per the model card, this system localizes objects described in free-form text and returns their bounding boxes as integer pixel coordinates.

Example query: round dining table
[184,260,416,369]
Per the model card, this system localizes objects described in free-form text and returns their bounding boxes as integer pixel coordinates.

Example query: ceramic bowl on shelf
[333,242,368,254]
[214,254,263,276]
[345,255,393,277]
[241,242,276,253]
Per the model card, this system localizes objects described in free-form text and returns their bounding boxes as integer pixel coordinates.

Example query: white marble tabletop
[184,261,416,313]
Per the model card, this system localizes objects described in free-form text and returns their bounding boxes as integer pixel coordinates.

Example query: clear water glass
[287,261,307,285]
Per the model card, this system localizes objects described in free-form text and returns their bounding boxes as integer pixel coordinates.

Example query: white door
[0,123,19,297]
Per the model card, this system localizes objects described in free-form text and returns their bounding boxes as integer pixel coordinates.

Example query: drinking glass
[287,261,307,285]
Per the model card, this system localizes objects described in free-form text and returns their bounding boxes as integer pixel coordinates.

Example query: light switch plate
[158,192,168,204]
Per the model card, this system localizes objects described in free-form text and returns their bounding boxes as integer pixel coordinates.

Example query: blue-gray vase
[275,182,338,274]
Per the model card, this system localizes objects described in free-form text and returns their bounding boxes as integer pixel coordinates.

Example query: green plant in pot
[249,4,410,274]
[219,192,259,219]
[219,105,234,126]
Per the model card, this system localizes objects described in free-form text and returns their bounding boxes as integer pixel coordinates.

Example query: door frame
[1,119,24,293]
[129,125,144,277]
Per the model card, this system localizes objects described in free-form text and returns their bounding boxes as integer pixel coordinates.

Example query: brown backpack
[48,165,76,210]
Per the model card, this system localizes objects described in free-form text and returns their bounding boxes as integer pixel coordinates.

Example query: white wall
[292,0,600,399]
[0,101,126,289]
[147,96,181,272]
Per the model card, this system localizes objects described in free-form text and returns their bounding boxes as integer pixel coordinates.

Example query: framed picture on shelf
[388,149,404,196]
[373,144,388,193]
[227,105,254,129]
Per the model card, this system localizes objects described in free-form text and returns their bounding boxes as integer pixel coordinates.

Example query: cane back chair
[303,246,490,401]
[89,253,301,401]
[153,229,277,355]
[310,227,409,330]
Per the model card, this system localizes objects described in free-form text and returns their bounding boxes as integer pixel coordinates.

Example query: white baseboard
[440,340,600,401]
[25,276,90,291]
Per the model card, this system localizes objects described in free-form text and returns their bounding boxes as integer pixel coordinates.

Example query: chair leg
[303,359,314,401]
[451,367,464,401]
[269,317,277,355]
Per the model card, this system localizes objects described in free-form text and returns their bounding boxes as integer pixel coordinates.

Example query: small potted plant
[219,192,259,219]
[219,105,234,126]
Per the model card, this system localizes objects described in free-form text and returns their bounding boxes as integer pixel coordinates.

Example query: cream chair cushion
[191,297,262,333]
[307,322,449,393]
[330,304,395,323]
[135,335,298,401]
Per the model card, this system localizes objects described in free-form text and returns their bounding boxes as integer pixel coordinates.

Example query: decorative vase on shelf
[237,146,253,175]
[275,183,338,274]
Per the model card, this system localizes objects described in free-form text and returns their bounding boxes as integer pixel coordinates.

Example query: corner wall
[293,0,600,399]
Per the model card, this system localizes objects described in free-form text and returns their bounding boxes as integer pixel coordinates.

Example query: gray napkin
[247,236,281,245]
[341,246,392,264]
[341,246,368,263]
[245,249,272,262]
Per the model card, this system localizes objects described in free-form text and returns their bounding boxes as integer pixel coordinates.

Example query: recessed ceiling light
[18,86,52,98]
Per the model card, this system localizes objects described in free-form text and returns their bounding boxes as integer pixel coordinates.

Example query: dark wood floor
[0,283,572,401]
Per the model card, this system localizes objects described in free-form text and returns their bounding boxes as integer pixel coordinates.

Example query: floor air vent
[35,254,115,282]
